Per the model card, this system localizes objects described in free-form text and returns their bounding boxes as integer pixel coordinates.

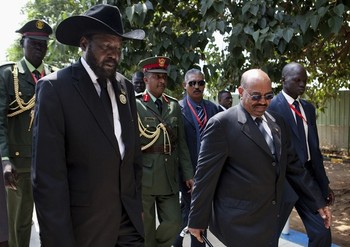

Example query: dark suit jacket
[179,95,219,171]
[268,92,329,198]
[32,60,144,247]
[188,104,326,247]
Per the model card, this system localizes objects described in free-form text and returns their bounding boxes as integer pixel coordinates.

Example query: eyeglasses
[188,80,205,87]
[244,89,274,101]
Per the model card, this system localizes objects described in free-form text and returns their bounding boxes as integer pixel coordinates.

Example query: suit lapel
[17,59,36,85]
[238,105,272,157]
[265,112,282,161]
[71,62,120,154]
[182,100,196,129]
[278,93,299,139]
[111,77,132,158]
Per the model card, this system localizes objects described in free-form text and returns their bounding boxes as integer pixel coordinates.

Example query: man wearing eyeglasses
[187,68,331,247]
[268,62,333,247]
[173,68,219,247]
[136,56,194,247]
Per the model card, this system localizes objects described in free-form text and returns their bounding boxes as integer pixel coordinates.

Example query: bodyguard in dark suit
[188,69,331,247]
[268,62,333,246]
[32,5,145,246]
[0,19,52,247]
[173,68,218,247]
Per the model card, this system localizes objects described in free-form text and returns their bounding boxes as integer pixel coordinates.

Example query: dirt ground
[289,159,350,247]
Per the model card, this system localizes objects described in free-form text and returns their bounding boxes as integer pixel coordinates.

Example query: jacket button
[15,152,20,156]
[272,200,276,205]
[272,162,276,166]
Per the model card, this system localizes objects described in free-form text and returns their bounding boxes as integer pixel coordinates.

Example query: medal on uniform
[119,92,127,104]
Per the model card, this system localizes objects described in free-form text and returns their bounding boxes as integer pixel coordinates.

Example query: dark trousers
[7,172,33,247]
[278,198,332,247]
[173,182,205,247]
[115,207,144,247]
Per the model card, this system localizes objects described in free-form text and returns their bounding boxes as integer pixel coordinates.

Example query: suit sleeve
[128,82,143,210]
[279,116,327,211]
[32,79,75,247]
[188,117,227,228]
[176,103,194,180]
[0,66,11,157]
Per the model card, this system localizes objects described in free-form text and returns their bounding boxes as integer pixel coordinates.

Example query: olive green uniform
[136,91,193,247]
[0,59,52,247]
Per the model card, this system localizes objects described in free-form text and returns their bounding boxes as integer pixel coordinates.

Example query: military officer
[0,19,53,247]
[136,56,194,247]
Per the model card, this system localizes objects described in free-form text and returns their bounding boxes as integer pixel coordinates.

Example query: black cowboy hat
[56,4,145,47]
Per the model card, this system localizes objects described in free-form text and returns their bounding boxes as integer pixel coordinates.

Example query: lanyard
[186,98,207,129]
[289,103,307,124]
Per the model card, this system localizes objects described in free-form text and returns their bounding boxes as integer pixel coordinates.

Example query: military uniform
[137,57,193,247]
[0,20,52,247]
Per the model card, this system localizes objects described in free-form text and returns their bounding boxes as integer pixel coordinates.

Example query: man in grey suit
[32,4,145,246]
[188,69,331,247]
[268,62,334,246]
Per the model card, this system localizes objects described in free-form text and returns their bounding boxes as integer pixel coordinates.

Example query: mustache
[194,89,202,93]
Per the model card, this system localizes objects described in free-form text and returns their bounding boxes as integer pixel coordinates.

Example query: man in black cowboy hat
[31,4,145,246]
[0,19,52,247]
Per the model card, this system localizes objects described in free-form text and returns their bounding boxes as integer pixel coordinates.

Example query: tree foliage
[7,0,350,108]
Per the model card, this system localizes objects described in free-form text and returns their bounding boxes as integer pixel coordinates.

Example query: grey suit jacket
[188,104,326,247]
[32,60,144,247]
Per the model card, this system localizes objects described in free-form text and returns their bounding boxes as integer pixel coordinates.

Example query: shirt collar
[81,57,98,84]
[282,90,300,105]
[146,89,162,103]
[24,57,44,73]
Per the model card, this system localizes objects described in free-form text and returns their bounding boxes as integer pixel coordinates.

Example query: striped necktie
[255,117,275,155]
[197,105,205,134]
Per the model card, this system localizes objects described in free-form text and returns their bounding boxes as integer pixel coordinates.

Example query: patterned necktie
[97,78,114,126]
[197,105,205,134]
[155,98,163,114]
[293,100,308,159]
[33,70,41,81]
[255,117,275,155]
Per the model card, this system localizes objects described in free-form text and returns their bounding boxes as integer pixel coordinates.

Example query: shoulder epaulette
[163,93,178,102]
[0,61,15,69]
[135,92,143,98]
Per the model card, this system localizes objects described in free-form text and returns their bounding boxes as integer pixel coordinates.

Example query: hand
[188,228,204,243]
[185,178,194,193]
[318,206,332,229]
[326,186,335,206]
[2,160,18,190]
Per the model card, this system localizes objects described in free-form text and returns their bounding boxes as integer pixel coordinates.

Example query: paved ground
[29,210,340,246]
